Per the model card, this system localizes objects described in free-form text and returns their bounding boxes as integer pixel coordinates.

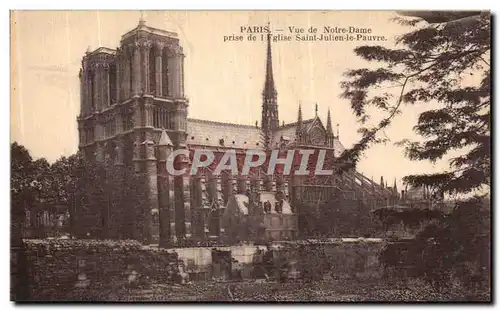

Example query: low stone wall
[169,239,384,281]
[291,240,384,280]
[24,239,180,301]
[24,238,386,300]
[169,244,268,280]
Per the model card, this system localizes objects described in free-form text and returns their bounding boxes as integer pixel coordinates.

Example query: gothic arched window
[153,106,159,128]
[310,127,324,145]
[162,48,169,97]
[128,53,134,96]
[108,63,117,105]
[89,71,95,111]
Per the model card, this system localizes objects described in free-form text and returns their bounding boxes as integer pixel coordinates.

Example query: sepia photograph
[10,10,491,302]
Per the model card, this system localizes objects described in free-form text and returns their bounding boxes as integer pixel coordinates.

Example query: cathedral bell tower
[117,16,188,244]
[261,30,279,148]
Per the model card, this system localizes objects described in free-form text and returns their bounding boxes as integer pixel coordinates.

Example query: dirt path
[79,278,462,302]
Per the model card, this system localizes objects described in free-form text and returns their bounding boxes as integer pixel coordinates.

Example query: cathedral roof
[185,117,346,155]
[332,138,346,157]
[186,118,264,150]
[121,17,178,41]
[279,118,315,129]
[85,47,116,57]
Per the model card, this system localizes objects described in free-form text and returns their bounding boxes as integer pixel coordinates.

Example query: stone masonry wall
[24,239,180,301]
[24,238,385,300]
[173,239,385,281]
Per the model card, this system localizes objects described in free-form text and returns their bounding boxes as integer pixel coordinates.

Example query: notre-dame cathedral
[77,18,398,246]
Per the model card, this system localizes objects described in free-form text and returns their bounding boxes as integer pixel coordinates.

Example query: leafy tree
[10,142,49,300]
[49,155,81,205]
[339,11,490,298]
[11,142,150,242]
[11,143,36,209]
[339,12,490,194]
[373,207,444,233]
[397,11,483,24]
[67,154,105,238]
[298,196,381,238]
[11,143,52,232]
[66,156,149,242]
[31,158,51,201]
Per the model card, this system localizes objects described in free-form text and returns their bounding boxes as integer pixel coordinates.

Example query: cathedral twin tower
[78,17,188,154]
[78,18,192,244]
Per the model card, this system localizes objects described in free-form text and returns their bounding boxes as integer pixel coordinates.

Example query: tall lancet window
[109,63,117,105]
[79,70,84,114]
[162,48,169,97]
[89,71,95,111]
[128,53,134,96]
[149,47,156,95]
[153,106,159,128]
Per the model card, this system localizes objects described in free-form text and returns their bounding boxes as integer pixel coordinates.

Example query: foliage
[380,197,489,296]
[11,143,49,211]
[339,12,491,297]
[48,155,81,205]
[11,142,149,242]
[298,197,382,238]
[70,156,148,241]
[373,207,443,231]
[339,12,490,196]
[297,244,329,282]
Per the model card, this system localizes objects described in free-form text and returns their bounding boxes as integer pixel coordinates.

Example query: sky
[10,10,452,189]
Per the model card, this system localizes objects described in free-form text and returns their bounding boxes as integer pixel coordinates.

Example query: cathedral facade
[77,19,396,246]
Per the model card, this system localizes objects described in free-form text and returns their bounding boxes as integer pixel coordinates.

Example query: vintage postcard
[10,10,491,302]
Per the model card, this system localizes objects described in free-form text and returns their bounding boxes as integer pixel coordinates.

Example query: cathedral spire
[326,108,333,135]
[393,178,398,193]
[325,108,334,148]
[297,103,303,123]
[380,176,385,188]
[261,25,279,148]
[139,11,146,26]
[296,104,303,136]
[263,27,277,99]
